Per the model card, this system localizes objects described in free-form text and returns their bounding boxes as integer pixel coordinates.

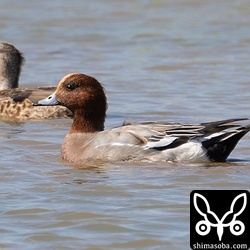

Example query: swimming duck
[0,43,72,120]
[33,73,250,164]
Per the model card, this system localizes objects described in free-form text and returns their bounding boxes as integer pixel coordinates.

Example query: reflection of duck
[0,43,72,120]
[34,73,250,165]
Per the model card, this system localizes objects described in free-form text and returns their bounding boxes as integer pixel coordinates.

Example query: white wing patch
[144,136,178,149]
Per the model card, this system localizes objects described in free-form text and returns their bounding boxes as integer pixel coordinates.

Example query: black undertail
[202,127,250,162]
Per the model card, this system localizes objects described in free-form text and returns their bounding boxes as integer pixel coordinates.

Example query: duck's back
[61,119,250,164]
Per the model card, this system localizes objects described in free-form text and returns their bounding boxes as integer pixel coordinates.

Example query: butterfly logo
[193,192,247,241]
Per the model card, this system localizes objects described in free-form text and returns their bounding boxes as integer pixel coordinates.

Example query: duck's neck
[0,60,19,90]
[69,109,105,134]
[0,79,10,90]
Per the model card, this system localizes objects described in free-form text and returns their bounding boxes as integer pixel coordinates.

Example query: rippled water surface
[0,0,250,249]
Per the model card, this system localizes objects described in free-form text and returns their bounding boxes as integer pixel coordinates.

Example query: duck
[33,73,250,164]
[0,42,72,120]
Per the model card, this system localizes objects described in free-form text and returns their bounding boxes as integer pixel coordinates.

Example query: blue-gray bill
[33,92,59,106]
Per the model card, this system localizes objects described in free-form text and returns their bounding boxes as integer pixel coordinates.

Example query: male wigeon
[33,73,250,164]
[0,43,72,120]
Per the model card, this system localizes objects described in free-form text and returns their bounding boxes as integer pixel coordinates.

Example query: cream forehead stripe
[58,73,79,85]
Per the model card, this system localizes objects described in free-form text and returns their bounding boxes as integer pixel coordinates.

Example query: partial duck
[0,43,72,120]
[33,73,250,165]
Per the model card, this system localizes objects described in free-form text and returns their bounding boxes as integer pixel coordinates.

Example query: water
[0,0,250,249]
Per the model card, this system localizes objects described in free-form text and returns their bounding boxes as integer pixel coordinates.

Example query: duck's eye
[66,83,76,91]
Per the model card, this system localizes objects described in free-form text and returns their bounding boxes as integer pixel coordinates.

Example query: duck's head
[0,43,24,90]
[33,73,107,132]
